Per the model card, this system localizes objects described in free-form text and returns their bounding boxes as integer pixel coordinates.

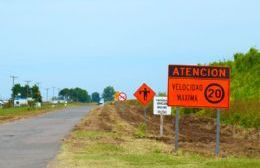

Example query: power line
[25,80,31,85]
[52,87,55,100]
[45,88,49,102]
[10,75,18,88]
[10,75,18,106]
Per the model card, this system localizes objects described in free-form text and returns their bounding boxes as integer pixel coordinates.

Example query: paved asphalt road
[0,106,93,168]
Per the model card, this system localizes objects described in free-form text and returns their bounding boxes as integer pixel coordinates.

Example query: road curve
[0,106,93,168]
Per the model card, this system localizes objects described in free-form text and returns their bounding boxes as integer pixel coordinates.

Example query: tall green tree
[12,84,42,102]
[102,86,115,102]
[91,92,101,103]
[59,88,91,103]
[59,88,70,100]
[210,47,260,100]
[31,85,42,102]
[24,85,31,98]
[12,84,23,98]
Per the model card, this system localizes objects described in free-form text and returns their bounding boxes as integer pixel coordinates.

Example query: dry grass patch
[48,104,260,168]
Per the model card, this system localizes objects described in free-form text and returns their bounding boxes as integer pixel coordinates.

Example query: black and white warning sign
[153,97,171,115]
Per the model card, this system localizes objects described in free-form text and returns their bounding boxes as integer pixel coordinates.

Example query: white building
[14,98,33,107]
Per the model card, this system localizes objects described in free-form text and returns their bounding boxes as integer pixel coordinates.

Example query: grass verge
[48,105,260,168]
[0,103,86,123]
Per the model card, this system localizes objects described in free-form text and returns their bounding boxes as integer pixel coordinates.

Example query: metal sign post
[160,113,164,137]
[134,83,155,127]
[168,65,230,155]
[144,107,147,126]
[216,109,221,156]
[115,101,119,110]
[175,107,180,153]
[153,96,171,137]
[114,91,127,113]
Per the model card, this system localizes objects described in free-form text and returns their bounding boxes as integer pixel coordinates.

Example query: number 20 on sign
[168,65,230,109]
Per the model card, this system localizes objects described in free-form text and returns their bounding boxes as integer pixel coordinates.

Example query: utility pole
[45,88,49,102]
[10,75,18,106]
[57,88,61,98]
[25,80,31,98]
[36,82,41,99]
[52,87,55,101]
[10,76,18,87]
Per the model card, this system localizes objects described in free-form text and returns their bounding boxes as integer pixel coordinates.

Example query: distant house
[14,97,34,107]
[52,96,67,104]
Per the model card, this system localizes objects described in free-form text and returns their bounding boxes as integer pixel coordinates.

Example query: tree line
[209,47,260,100]
[58,86,116,103]
[12,84,42,102]
[11,84,116,104]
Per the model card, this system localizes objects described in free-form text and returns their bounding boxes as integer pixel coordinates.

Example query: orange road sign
[134,83,155,106]
[114,91,121,101]
[168,65,230,109]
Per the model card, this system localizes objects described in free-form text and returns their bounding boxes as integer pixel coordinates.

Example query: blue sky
[0,0,259,99]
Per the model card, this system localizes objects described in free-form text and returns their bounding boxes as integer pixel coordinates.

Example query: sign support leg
[160,114,164,137]
[216,109,221,156]
[144,107,147,126]
[115,101,119,111]
[175,107,180,153]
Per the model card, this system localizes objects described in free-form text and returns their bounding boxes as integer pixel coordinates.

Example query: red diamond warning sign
[134,83,155,106]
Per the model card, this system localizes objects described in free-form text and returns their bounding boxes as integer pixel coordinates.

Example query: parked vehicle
[0,100,4,108]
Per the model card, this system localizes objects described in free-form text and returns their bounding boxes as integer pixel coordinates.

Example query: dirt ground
[77,102,260,158]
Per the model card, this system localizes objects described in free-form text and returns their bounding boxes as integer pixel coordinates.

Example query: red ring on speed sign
[204,83,225,104]
[118,92,127,101]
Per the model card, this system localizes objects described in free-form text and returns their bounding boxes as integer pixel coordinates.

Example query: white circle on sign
[118,92,127,101]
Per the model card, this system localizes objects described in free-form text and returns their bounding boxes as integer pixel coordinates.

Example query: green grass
[174,48,260,129]
[209,48,260,129]
[204,158,260,168]
[51,130,260,168]
[48,104,260,168]
[0,103,84,123]
[0,106,45,115]
[194,100,260,129]
[73,130,114,140]
[134,123,147,138]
